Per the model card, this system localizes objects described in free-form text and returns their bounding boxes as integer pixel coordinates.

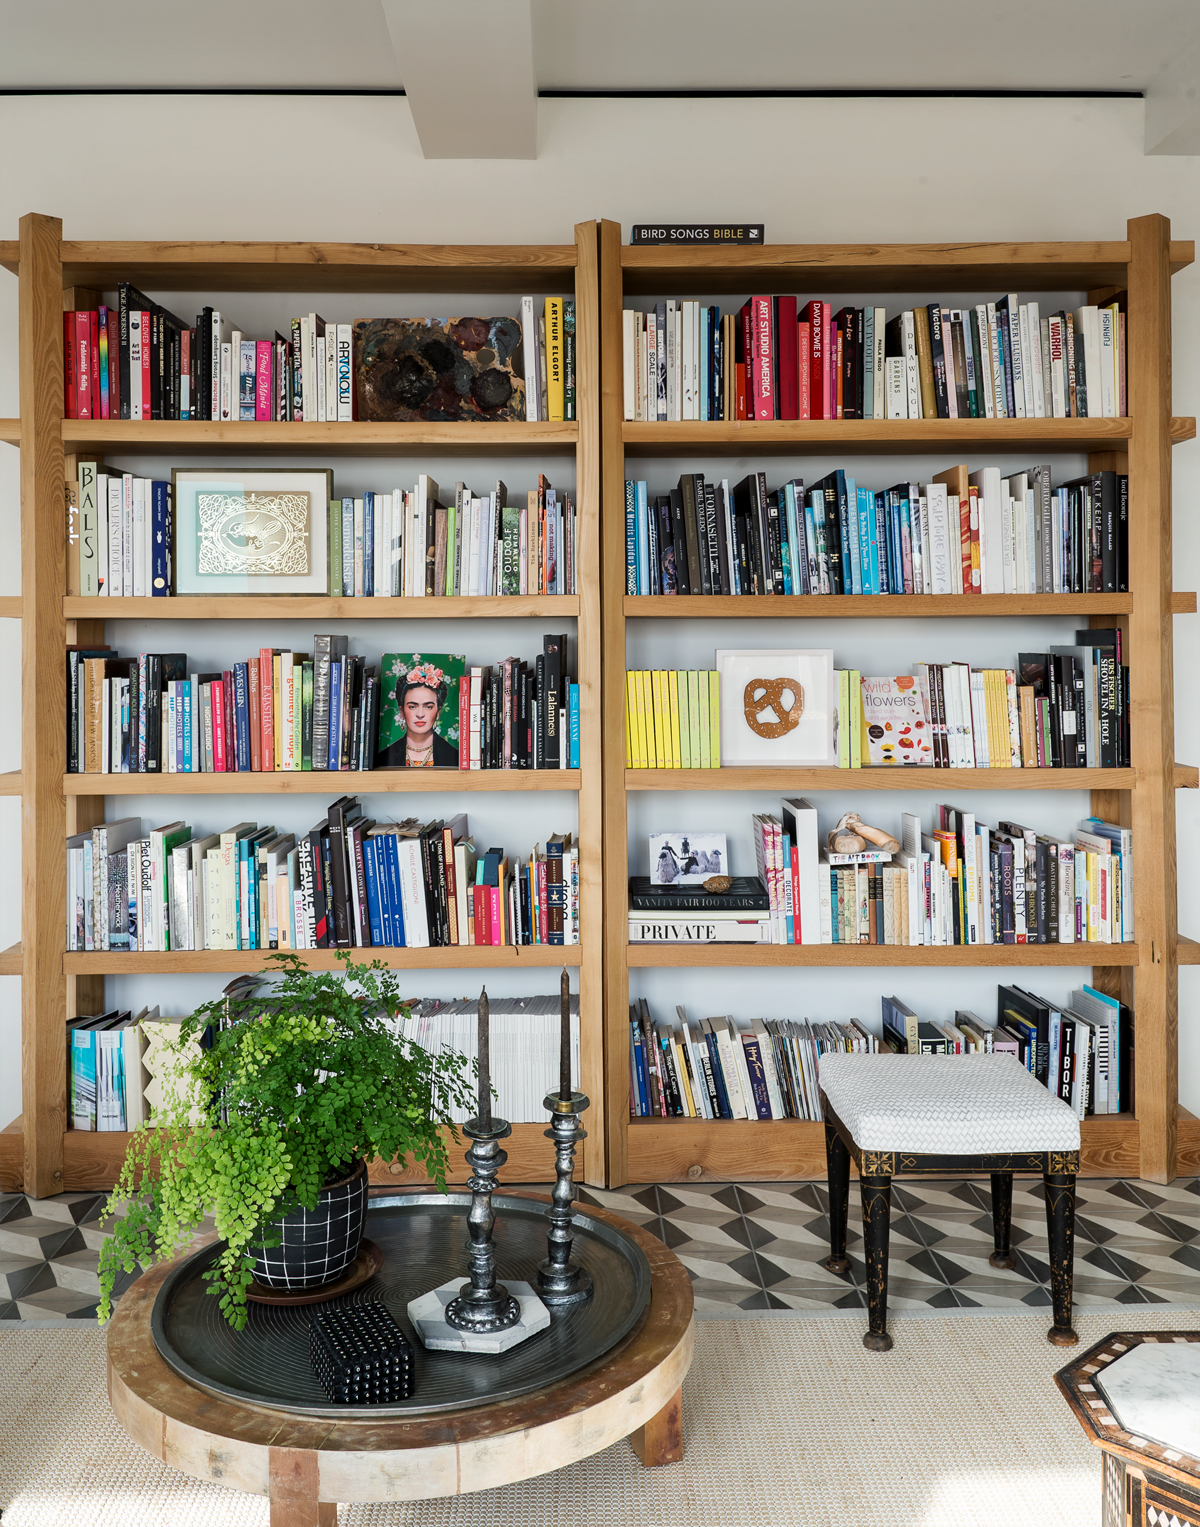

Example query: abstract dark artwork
[353,317,526,423]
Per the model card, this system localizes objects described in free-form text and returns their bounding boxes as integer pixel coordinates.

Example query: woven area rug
[4,1310,1198,1526]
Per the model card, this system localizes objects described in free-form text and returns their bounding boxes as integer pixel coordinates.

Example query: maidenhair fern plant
[98,953,473,1329]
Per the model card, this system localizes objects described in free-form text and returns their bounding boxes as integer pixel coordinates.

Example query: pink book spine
[140,314,152,416]
[798,322,811,420]
[538,859,548,943]
[791,843,801,943]
[76,315,92,419]
[255,341,272,420]
[753,296,773,421]
[822,303,833,420]
[259,649,275,770]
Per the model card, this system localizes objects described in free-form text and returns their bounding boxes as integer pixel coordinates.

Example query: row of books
[623,295,1125,422]
[393,997,580,1124]
[66,803,580,953]
[625,467,1127,599]
[623,670,721,770]
[72,466,577,600]
[66,637,578,775]
[63,289,573,423]
[629,803,1132,947]
[627,984,1131,1122]
[68,1005,163,1132]
[883,985,1131,1116]
[835,637,1129,771]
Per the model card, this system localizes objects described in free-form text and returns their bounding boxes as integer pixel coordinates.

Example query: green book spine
[501,504,520,595]
[301,662,314,770]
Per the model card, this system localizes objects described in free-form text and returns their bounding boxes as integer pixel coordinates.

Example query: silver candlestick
[536,1090,594,1306]
[443,1115,522,1334]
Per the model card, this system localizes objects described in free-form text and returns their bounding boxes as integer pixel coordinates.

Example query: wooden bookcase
[0,215,603,1197]
[598,216,1200,1188]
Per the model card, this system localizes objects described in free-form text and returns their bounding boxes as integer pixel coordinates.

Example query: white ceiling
[1,0,1198,93]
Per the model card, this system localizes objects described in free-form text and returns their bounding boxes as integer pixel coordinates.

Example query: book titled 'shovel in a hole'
[630,224,764,245]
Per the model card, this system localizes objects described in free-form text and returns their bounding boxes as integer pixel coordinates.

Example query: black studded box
[309,1300,416,1405]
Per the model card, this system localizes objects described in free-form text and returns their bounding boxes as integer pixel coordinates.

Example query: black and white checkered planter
[251,1159,368,1291]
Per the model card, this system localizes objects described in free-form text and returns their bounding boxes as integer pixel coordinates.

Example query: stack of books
[63,288,574,424]
[66,804,580,953]
[746,802,1132,948]
[625,466,1127,598]
[624,294,1124,422]
[624,669,720,769]
[628,876,771,945]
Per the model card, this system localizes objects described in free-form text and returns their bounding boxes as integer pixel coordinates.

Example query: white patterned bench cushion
[818,1053,1081,1154]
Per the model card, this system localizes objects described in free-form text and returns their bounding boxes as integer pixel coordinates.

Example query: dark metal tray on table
[151,1191,652,1419]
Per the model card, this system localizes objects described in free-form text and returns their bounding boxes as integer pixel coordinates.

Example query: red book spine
[223,671,237,771]
[791,843,801,943]
[489,882,503,946]
[458,676,470,768]
[106,308,120,419]
[802,302,822,419]
[140,313,152,415]
[89,311,101,418]
[739,302,753,422]
[798,321,811,419]
[835,326,844,419]
[248,661,262,772]
[179,326,191,418]
[259,648,275,770]
[822,303,833,419]
[753,296,773,421]
[473,884,488,945]
[255,341,272,421]
[538,859,549,943]
[777,296,798,420]
[212,679,227,771]
[76,314,91,419]
[63,313,77,418]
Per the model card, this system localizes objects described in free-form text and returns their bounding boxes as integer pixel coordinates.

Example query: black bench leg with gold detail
[990,1171,1016,1270]
[822,1122,851,1276]
[1044,1167,1079,1346]
[860,1172,893,1352]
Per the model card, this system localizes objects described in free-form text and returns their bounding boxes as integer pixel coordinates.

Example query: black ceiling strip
[0,86,1143,100]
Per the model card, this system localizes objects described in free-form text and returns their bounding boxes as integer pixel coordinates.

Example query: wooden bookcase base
[623,1111,1200,1185]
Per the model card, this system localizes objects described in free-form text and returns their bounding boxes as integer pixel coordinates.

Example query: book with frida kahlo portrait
[376,653,467,768]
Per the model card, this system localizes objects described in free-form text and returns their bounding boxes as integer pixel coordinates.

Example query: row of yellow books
[625,669,721,770]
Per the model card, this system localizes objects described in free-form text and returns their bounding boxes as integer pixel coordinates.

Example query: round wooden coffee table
[106,1194,694,1527]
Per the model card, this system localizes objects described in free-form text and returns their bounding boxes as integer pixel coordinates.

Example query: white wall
[1,93,1197,1143]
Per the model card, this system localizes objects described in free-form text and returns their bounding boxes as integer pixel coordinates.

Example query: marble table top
[1096,1342,1200,1458]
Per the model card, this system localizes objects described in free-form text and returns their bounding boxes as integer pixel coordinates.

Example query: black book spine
[1117,475,1129,592]
[927,303,949,418]
[745,484,766,595]
[198,307,213,421]
[534,655,545,767]
[854,306,865,419]
[668,488,689,596]
[692,476,712,596]
[701,478,721,594]
[823,484,844,595]
[1036,842,1050,943]
[734,510,751,595]
[1046,655,1064,768]
[656,1032,683,1116]
[145,654,162,772]
[117,284,132,420]
[543,635,562,768]
[327,803,353,947]
[1095,471,1117,593]
[765,491,785,596]
[713,482,731,596]
[66,653,79,772]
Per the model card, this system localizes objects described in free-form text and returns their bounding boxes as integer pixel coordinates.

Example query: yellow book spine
[1087,852,1099,940]
[696,672,710,769]
[990,670,1009,768]
[837,669,850,768]
[545,298,564,421]
[273,654,283,771]
[674,1040,697,1115]
[677,669,691,768]
[668,669,681,768]
[688,671,702,766]
[709,670,721,768]
[650,670,665,768]
[631,670,645,769]
[849,670,862,770]
[625,670,636,766]
[637,670,651,770]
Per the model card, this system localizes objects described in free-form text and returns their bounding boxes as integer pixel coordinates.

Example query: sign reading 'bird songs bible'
[630,224,764,245]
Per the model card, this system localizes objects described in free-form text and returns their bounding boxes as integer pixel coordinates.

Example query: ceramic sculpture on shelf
[826,812,901,855]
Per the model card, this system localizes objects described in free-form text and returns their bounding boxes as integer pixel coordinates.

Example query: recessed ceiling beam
[380,0,536,159]
[1145,32,1200,154]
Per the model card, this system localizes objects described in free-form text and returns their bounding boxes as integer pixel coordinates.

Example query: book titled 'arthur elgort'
[630,224,764,246]
[629,875,769,912]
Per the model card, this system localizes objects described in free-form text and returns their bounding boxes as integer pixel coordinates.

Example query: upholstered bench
[818,1053,1081,1352]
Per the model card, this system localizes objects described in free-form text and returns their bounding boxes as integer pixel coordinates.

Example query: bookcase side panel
[1126,213,1179,1184]
[19,212,68,1197]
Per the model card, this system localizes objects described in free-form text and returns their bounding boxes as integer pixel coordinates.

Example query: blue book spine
[341,498,354,597]
[247,842,259,949]
[625,480,637,595]
[569,684,580,769]
[782,831,794,943]
[830,867,839,943]
[779,491,793,594]
[383,834,405,946]
[636,480,650,596]
[844,475,862,595]
[869,492,885,594]
[889,492,904,594]
[71,1028,97,1130]
[699,308,709,420]
[803,494,820,594]
[233,662,251,772]
[374,836,395,947]
[785,482,803,594]
[632,1026,650,1116]
[363,492,374,597]
[151,481,170,595]
[857,488,872,596]
[363,836,384,947]
[180,680,192,771]
[703,1029,732,1119]
[327,661,342,772]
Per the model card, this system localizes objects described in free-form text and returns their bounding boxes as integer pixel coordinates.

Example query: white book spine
[128,312,144,421]
[901,311,921,418]
[885,356,907,418]
[975,304,994,418]
[986,303,1005,418]
[665,299,677,421]
[316,334,327,423]
[1027,303,1045,417]
[521,296,539,420]
[1098,306,1117,417]
[622,308,636,422]
[1018,304,1036,417]
[873,308,886,419]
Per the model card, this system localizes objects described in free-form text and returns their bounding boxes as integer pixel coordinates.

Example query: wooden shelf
[626,592,1137,618]
[0,598,21,618]
[0,419,18,447]
[618,238,1195,294]
[65,945,583,974]
[55,1123,555,1194]
[1174,591,1198,614]
[622,417,1195,455]
[65,768,581,795]
[623,1113,1144,1182]
[626,766,1133,792]
[0,772,21,795]
[0,943,20,975]
[61,419,578,457]
[627,942,1138,968]
[1175,764,1198,789]
[1178,938,1200,966]
[65,594,579,620]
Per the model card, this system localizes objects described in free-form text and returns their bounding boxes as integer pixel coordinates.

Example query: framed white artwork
[716,648,837,767]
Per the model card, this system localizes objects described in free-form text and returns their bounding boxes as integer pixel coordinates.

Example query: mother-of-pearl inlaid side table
[1056,1331,1200,1527]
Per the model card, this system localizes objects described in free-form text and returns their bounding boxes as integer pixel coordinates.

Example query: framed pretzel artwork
[715,649,837,767]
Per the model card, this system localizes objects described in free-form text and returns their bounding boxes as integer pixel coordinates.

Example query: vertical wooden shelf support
[19,214,68,1197]
[1126,214,1179,1183]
